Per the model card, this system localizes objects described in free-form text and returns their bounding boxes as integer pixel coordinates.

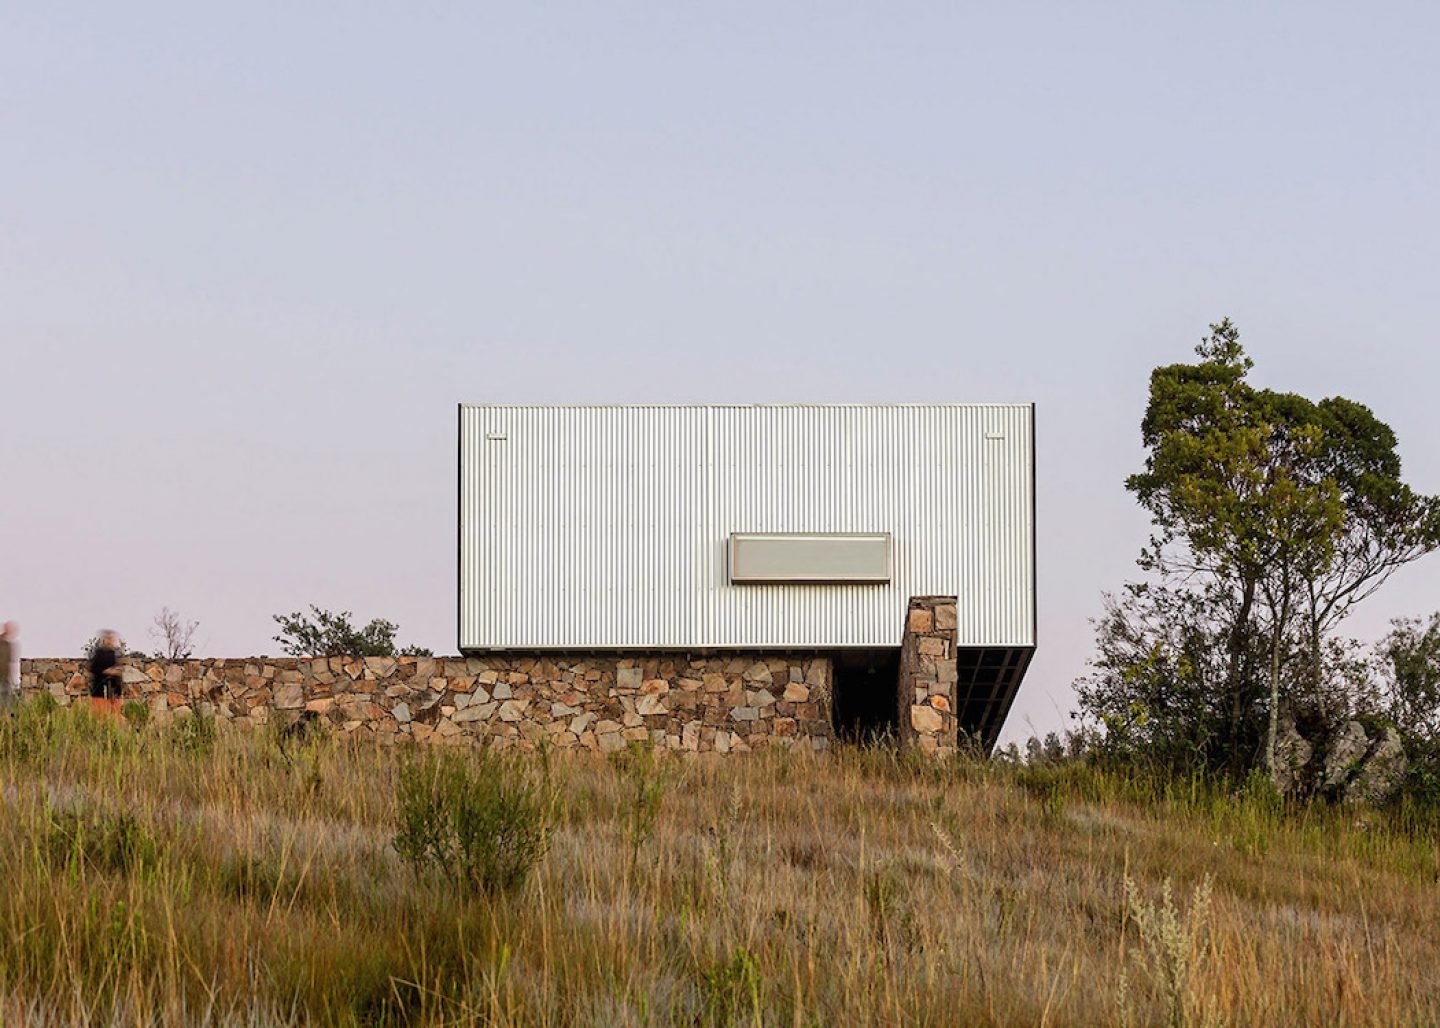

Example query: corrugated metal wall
[459,405,1035,651]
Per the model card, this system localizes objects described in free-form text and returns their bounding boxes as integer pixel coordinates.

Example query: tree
[1247,394,1345,774]
[1088,319,1439,775]
[1126,321,1344,771]
[1380,613,1440,747]
[1298,399,1440,703]
[150,607,199,660]
[272,606,432,658]
[1075,582,1265,772]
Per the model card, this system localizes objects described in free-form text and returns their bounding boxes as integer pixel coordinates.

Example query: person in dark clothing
[89,630,124,711]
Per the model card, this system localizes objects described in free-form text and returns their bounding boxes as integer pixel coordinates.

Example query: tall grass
[0,697,1437,1024]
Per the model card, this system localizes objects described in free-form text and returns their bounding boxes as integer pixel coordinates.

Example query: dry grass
[2,699,1439,1026]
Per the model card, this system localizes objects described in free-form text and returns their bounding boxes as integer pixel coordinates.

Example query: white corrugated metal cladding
[459,405,1035,651]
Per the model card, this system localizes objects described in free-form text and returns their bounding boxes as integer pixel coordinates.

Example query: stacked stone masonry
[897,596,959,754]
[17,654,834,754]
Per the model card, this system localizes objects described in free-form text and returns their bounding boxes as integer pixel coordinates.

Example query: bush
[0,693,63,761]
[698,946,764,1024]
[29,691,60,718]
[171,711,217,755]
[121,700,151,730]
[1119,874,1214,1028]
[272,605,432,657]
[393,751,551,896]
[609,743,669,865]
[216,852,284,903]
[48,805,161,878]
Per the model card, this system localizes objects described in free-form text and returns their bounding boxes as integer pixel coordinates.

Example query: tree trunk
[1228,578,1256,772]
[1265,631,1281,775]
[1309,614,1325,722]
[1265,586,1291,776]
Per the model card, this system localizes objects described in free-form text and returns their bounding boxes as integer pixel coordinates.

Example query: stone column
[897,596,958,754]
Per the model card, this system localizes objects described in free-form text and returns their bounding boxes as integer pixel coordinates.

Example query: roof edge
[458,402,1037,410]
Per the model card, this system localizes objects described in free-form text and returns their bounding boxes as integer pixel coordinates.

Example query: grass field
[2,697,1438,1026]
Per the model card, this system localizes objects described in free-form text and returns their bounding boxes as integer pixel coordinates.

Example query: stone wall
[18,653,834,754]
[897,596,958,754]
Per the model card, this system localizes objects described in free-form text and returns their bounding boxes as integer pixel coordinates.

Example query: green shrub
[1237,766,1284,814]
[0,694,62,761]
[120,700,151,730]
[610,743,670,865]
[48,805,161,878]
[171,711,217,755]
[393,751,551,896]
[29,690,60,718]
[698,946,763,1024]
[216,852,283,903]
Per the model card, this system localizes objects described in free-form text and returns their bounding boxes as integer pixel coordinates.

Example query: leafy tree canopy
[1081,319,1440,775]
[272,606,432,658]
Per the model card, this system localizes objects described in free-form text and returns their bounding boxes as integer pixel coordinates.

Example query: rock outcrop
[1271,714,1314,796]
[1321,721,1373,791]
[1271,713,1408,805]
[1347,726,1407,805]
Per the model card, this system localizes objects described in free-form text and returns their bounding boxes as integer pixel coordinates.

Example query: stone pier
[897,596,959,754]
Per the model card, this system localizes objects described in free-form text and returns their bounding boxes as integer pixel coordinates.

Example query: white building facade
[459,403,1036,747]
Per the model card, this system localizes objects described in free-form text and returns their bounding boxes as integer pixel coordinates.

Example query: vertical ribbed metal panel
[459,404,1035,650]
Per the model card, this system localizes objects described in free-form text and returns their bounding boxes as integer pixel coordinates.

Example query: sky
[4,1,1439,744]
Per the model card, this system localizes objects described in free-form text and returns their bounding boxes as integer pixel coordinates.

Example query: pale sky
[5,2,1438,744]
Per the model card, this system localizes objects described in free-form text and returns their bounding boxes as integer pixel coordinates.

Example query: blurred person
[0,622,16,706]
[89,630,124,715]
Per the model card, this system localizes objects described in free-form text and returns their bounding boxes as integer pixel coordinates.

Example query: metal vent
[729,532,891,584]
